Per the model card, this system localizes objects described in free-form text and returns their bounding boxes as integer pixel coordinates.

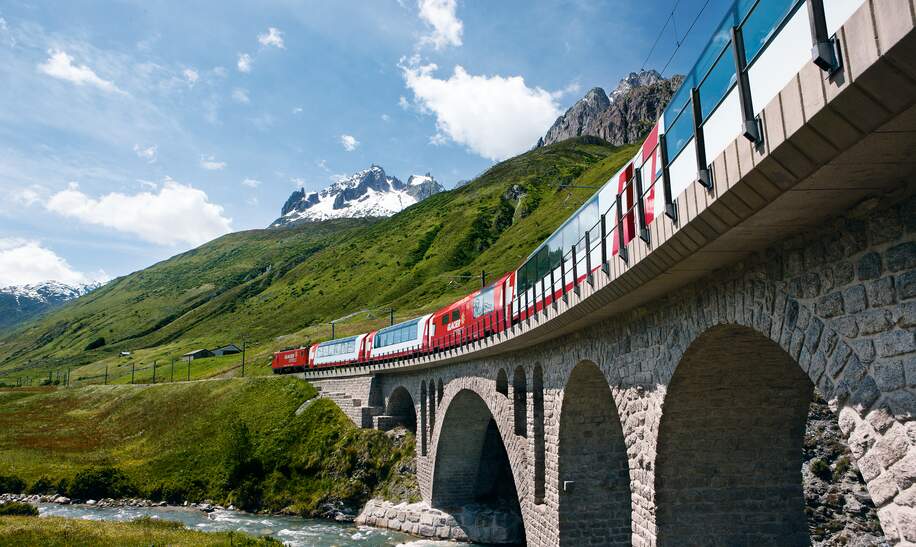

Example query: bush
[0,475,26,494]
[833,456,851,480]
[222,420,263,511]
[131,515,185,529]
[26,476,56,495]
[810,458,833,482]
[68,467,136,500]
[0,501,39,516]
[84,337,106,351]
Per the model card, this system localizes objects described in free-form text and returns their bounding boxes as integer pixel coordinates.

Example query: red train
[273,123,661,373]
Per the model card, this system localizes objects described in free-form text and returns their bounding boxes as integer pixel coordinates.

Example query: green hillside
[0,378,416,514]
[0,137,636,382]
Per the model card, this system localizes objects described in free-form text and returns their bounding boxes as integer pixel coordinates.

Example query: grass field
[0,515,279,546]
[0,378,417,514]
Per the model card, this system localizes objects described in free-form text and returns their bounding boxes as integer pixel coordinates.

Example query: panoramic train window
[375,319,420,348]
[317,337,357,358]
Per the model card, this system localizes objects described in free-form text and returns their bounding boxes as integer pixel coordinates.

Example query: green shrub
[68,467,136,500]
[84,337,106,351]
[0,501,39,516]
[26,476,56,495]
[131,515,185,529]
[0,475,26,494]
[810,458,832,482]
[833,456,851,480]
[222,420,263,511]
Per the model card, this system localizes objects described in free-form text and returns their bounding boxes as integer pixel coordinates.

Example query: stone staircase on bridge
[314,385,382,428]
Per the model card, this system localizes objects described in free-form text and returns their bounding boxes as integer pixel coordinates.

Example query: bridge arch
[496,368,508,396]
[385,385,417,434]
[656,323,819,545]
[557,360,632,546]
[431,388,526,544]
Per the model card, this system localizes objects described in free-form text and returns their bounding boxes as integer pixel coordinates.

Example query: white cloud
[0,239,107,287]
[339,134,359,152]
[237,53,252,73]
[381,113,391,122]
[10,185,46,207]
[137,179,158,190]
[200,155,226,170]
[316,159,330,172]
[401,61,561,161]
[552,81,582,100]
[183,67,199,85]
[232,87,251,104]
[133,144,157,163]
[292,106,303,114]
[291,177,306,188]
[232,88,250,104]
[211,66,228,78]
[418,0,463,50]
[258,27,285,49]
[398,96,410,110]
[37,49,122,94]
[46,180,232,247]
[241,178,261,188]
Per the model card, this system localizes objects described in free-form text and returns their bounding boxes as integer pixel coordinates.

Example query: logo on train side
[447,319,462,331]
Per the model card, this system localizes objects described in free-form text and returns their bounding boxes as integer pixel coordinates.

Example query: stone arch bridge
[308,2,916,544]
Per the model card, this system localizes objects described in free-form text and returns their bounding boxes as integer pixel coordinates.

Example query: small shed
[182,349,213,361]
[211,344,242,357]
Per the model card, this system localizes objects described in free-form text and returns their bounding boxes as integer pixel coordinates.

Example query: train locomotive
[272,121,662,374]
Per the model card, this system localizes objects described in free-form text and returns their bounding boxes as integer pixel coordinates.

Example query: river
[37,503,454,546]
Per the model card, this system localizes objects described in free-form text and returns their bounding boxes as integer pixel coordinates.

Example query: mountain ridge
[272,165,444,227]
[537,69,683,148]
[0,281,101,331]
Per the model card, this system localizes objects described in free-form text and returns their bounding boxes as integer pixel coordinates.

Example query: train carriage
[512,121,663,321]
[309,334,369,368]
[367,314,433,362]
[430,273,512,351]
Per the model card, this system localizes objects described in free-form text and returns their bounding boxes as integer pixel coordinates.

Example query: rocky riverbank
[356,498,524,544]
[0,493,237,514]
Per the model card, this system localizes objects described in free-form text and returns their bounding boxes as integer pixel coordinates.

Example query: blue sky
[0,0,731,286]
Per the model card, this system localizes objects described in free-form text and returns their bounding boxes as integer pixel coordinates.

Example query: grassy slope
[0,138,637,382]
[0,516,279,546]
[0,379,417,514]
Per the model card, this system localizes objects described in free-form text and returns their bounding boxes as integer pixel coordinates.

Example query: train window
[451,310,460,322]
[440,315,448,326]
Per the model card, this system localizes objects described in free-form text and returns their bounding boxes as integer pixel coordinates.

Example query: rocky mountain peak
[610,69,663,101]
[272,166,444,227]
[537,69,681,148]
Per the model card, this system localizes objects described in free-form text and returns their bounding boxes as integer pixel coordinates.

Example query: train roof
[375,314,430,336]
[317,334,359,346]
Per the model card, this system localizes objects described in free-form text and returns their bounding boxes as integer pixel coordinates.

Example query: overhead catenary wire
[639,0,682,71]
[660,0,712,75]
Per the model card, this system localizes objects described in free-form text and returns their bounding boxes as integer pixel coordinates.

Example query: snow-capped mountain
[0,281,101,331]
[271,165,444,226]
